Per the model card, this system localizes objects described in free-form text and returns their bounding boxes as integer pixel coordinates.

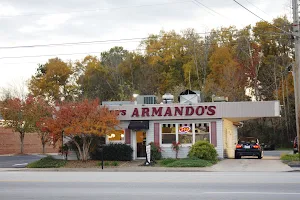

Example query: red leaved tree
[0,96,38,154]
[44,99,119,161]
[31,97,55,154]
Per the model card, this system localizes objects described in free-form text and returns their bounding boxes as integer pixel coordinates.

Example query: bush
[90,143,133,161]
[149,142,162,161]
[27,156,67,168]
[112,161,119,166]
[188,141,218,161]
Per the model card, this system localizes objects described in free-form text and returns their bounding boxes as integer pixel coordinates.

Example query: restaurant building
[105,96,280,159]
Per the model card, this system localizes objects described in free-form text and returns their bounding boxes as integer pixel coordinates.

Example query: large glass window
[195,123,210,143]
[161,124,176,144]
[178,124,193,144]
[160,122,211,145]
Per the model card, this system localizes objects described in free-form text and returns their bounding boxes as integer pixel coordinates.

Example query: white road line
[204,192,300,195]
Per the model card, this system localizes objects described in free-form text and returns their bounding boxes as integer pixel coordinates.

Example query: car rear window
[238,137,257,144]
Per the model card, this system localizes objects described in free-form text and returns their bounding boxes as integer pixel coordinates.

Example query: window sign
[179,126,191,134]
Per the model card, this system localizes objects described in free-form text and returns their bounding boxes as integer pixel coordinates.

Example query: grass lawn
[158,158,215,167]
[280,153,300,167]
[27,157,128,168]
[27,156,67,168]
[281,153,300,161]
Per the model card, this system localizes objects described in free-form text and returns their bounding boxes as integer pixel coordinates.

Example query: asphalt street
[0,155,45,168]
[263,150,293,158]
[0,171,299,200]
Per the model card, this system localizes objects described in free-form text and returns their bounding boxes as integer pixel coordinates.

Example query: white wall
[149,119,224,159]
[223,119,238,158]
[147,121,154,144]
[123,119,226,160]
[216,120,224,158]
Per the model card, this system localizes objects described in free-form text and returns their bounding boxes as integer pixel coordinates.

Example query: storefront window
[195,123,210,142]
[162,124,176,144]
[178,124,193,144]
[108,130,125,142]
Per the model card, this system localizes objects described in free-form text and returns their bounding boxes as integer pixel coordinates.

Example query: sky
[0,0,292,92]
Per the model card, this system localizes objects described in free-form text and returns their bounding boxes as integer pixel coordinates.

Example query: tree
[0,96,38,154]
[204,46,247,101]
[45,99,120,161]
[28,58,76,102]
[76,55,118,101]
[31,97,55,154]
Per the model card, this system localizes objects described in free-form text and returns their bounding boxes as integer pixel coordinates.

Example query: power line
[0,0,192,18]
[244,0,271,17]
[0,37,146,50]
[233,0,293,36]
[193,0,229,20]
[0,36,292,61]
[0,30,289,50]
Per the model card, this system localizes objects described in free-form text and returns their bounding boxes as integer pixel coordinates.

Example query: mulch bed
[283,161,300,167]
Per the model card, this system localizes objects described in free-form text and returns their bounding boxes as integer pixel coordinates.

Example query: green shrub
[27,156,66,168]
[281,154,300,161]
[90,143,133,161]
[166,158,213,167]
[104,162,110,166]
[188,141,218,161]
[149,142,162,161]
[112,161,119,166]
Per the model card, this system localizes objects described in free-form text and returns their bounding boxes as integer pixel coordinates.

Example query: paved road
[263,150,293,158]
[0,155,45,168]
[0,172,299,200]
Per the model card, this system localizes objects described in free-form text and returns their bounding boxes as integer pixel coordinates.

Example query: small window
[162,124,176,144]
[108,130,125,142]
[178,124,192,144]
[195,123,210,143]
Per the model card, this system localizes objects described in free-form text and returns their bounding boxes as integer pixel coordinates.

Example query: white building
[106,101,280,159]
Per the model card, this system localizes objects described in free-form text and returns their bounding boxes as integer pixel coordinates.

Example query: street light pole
[292,0,300,153]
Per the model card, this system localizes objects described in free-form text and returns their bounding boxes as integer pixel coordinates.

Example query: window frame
[159,121,211,147]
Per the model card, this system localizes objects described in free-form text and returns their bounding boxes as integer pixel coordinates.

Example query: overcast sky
[0,0,291,91]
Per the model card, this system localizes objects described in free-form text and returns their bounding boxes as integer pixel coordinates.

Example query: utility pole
[292,0,300,153]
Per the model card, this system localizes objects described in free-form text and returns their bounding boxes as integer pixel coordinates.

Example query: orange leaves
[46,99,119,143]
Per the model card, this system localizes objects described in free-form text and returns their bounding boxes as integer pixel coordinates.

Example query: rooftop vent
[162,93,174,104]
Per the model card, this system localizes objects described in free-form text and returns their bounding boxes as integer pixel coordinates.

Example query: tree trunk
[73,139,83,161]
[20,132,25,154]
[41,134,46,154]
[82,136,93,162]
[42,143,46,154]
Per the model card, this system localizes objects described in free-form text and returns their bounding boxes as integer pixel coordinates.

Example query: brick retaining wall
[0,127,59,155]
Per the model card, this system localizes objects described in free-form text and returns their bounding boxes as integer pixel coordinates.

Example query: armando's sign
[114,106,216,118]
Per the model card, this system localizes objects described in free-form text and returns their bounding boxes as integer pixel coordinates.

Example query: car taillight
[236,144,243,149]
[253,145,260,149]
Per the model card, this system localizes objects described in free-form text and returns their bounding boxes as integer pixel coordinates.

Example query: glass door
[136,131,146,158]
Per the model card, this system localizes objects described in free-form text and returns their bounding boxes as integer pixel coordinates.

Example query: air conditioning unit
[136,95,157,104]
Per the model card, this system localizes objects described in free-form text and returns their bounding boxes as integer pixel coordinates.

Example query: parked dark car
[235,137,263,159]
[294,136,298,154]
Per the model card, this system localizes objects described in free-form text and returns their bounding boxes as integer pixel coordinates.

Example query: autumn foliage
[0,96,43,154]
[43,99,120,161]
